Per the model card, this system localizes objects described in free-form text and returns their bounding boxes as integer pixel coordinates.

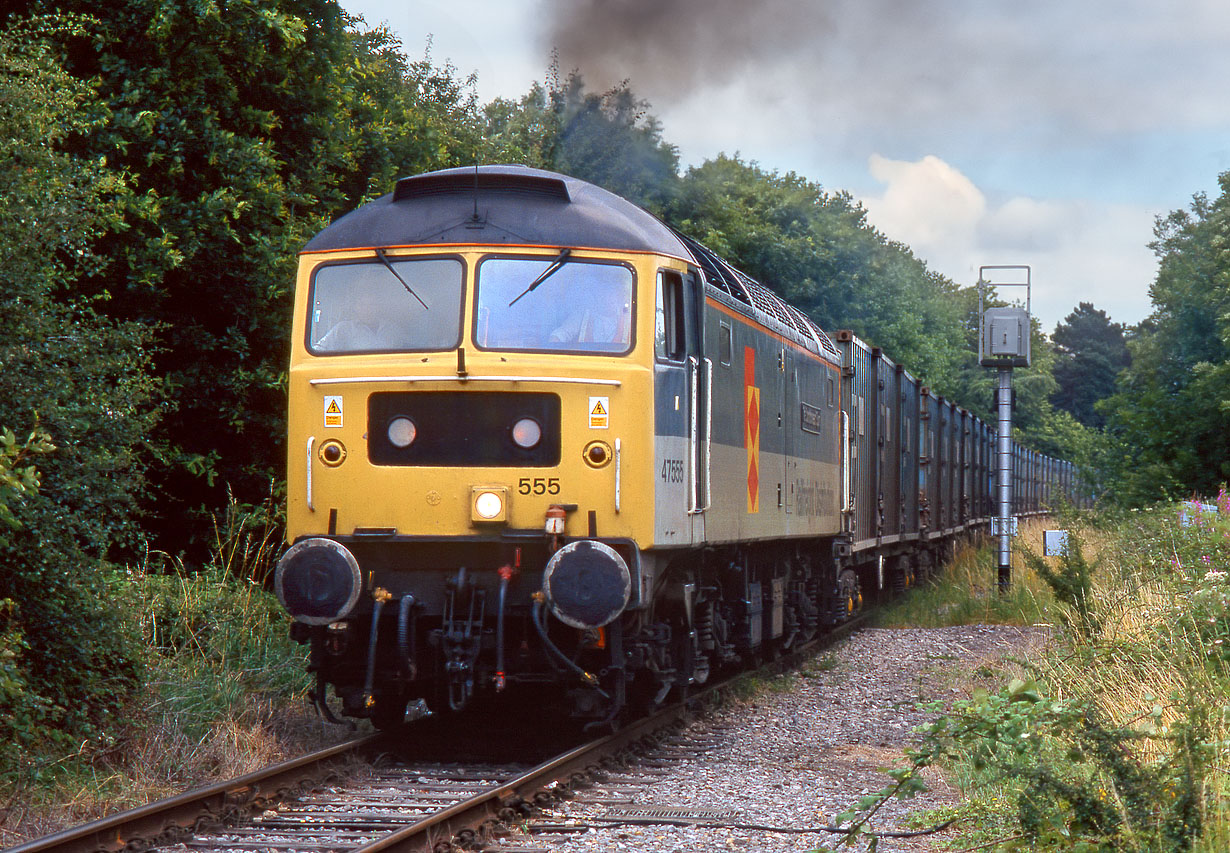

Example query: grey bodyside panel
[682,298,841,546]
[701,444,841,542]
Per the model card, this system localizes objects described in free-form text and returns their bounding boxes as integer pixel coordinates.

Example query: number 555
[518,477,560,495]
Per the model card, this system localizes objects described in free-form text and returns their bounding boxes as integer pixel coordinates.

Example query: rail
[8,613,870,853]
[5,734,385,853]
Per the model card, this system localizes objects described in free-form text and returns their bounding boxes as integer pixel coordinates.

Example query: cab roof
[303,165,692,258]
[304,165,838,359]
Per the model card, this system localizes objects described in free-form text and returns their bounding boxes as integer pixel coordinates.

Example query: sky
[339,0,1230,331]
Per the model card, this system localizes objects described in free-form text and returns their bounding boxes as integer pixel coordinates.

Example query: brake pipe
[362,588,392,709]
[396,593,417,680]
[531,593,608,698]
[494,550,520,692]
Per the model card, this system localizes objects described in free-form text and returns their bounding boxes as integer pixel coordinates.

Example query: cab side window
[655,270,686,361]
[719,322,733,366]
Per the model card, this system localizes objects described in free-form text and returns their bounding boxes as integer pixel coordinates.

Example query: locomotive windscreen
[473,255,634,354]
[308,256,464,354]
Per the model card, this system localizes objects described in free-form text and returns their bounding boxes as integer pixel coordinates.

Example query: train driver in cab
[549,283,630,347]
[314,285,413,352]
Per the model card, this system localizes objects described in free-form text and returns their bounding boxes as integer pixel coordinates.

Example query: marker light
[511,417,542,449]
[387,417,417,448]
[583,440,612,468]
[319,439,347,466]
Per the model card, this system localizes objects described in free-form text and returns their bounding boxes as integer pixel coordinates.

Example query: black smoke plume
[541,0,834,97]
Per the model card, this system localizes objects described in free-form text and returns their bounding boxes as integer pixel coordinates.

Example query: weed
[842,501,1230,851]
[875,518,1058,630]
[804,654,839,675]
[1020,532,1100,635]
[0,491,329,844]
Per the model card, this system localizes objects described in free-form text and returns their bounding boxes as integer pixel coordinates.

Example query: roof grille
[393,172,571,203]
[671,232,751,304]
[668,228,839,358]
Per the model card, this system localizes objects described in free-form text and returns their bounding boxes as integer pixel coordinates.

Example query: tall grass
[136,497,308,743]
[875,517,1059,629]
[1,493,329,842]
[120,492,318,789]
[887,500,1230,851]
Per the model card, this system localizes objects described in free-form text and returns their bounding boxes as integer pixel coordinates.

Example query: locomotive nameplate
[800,402,823,435]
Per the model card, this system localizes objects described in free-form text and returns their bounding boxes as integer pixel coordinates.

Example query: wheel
[833,569,860,622]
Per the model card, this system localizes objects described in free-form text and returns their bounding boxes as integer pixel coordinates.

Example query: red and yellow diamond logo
[744,347,759,514]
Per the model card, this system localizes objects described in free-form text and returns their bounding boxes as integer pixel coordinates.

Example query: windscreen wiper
[508,248,572,306]
[375,247,429,310]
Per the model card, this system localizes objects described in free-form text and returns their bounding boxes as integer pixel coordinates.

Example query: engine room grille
[368,391,560,467]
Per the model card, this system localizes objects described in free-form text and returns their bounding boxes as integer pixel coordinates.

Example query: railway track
[7,614,868,853]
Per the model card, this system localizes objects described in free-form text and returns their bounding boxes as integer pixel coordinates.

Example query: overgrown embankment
[854,502,1230,851]
[0,501,345,845]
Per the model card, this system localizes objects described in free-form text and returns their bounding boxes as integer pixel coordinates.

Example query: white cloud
[860,155,1159,330]
[866,154,986,248]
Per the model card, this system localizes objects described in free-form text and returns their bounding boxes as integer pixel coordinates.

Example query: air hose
[362,591,390,708]
[396,593,417,679]
[495,567,511,691]
[531,594,608,698]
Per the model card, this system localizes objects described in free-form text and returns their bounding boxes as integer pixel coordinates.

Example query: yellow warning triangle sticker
[325,399,342,414]
[590,400,607,415]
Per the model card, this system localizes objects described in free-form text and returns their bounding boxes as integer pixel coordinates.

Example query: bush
[897,678,1211,851]
[0,16,158,774]
[848,503,1230,851]
[1021,532,1100,635]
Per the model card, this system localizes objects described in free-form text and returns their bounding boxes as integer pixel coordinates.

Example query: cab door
[653,269,707,545]
[685,270,709,542]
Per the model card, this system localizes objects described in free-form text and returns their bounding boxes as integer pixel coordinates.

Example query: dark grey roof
[304,165,692,257]
[304,165,838,361]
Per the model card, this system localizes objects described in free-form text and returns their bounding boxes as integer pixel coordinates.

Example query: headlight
[387,416,417,448]
[511,417,542,449]
[471,487,508,522]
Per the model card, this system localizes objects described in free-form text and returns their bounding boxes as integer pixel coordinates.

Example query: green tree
[484,71,679,213]
[18,0,358,545]
[1051,302,1130,429]
[1102,175,1230,503]
[340,24,485,203]
[669,155,969,388]
[0,17,158,755]
[550,72,680,214]
[20,2,486,549]
[483,82,559,170]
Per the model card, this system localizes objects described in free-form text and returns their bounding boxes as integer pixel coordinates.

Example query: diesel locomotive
[274,165,1078,727]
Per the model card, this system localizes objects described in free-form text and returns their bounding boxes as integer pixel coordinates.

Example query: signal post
[978,266,1031,592]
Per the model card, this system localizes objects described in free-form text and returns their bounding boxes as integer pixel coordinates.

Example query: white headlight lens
[387,417,417,448]
[511,417,542,449]
[475,491,504,519]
